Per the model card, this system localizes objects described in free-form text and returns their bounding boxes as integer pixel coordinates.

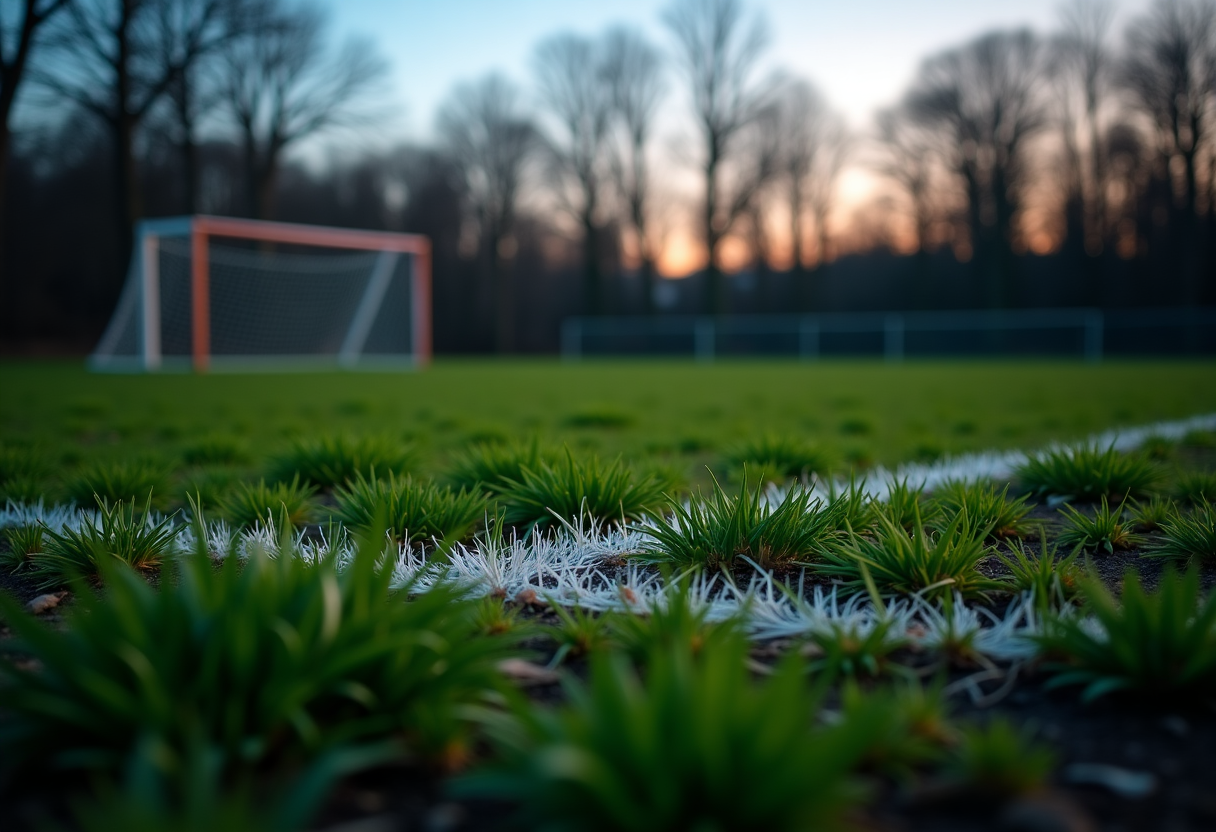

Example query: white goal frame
[90,215,431,372]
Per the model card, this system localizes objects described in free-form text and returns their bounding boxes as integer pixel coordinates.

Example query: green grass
[219,476,318,530]
[0,521,521,807]
[635,477,848,571]
[1034,567,1216,702]
[31,496,180,587]
[456,632,880,832]
[816,510,1004,601]
[930,480,1032,540]
[1057,497,1143,554]
[1016,443,1160,501]
[1147,503,1216,564]
[332,472,486,549]
[3,360,1214,496]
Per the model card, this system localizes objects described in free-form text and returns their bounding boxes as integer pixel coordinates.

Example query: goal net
[90,216,431,372]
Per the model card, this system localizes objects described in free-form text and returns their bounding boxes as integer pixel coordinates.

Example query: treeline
[1,0,1214,355]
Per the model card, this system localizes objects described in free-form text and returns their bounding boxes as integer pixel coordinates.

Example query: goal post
[90,215,431,372]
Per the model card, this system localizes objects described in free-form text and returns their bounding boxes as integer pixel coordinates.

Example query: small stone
[497,658,560,685]
[24,593,65,615]
[514,588,540,606]
[1062,763,1156,799]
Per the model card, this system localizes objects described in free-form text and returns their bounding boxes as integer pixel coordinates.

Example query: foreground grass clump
[1015,443,1159,501]
[1173,470,1216,505]
[1147,503,1216,564]
[0,444,54,502]
[1034,567,1216,702]
[65,460,171,510]
[1129,494,1178,531]
[817,511,1002,601]
[840,683,954,781]
[498,452,668,531]
[333,472,486,550]
[181,435,251,467]
[878,479,941,533]
[1,524,44,572]
[267,434,415,490]
[944,719,1055,800]
[220,476,318,530]
[0,522,519,814]
[610,585,742,661]
[635,478,846,571]
[719,433,833,484]
[930,480,1032,540]
[1057,497,1143,554]
[996,533,1083,612]
[444,440,550,494]
[31,496,179,586]
[457,633,878,832]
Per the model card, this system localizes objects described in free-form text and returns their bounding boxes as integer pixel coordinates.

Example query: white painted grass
[2,412,1210,665]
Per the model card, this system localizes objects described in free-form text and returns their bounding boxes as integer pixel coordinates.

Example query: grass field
[3,359,1216,498]
[4,357,1216,831]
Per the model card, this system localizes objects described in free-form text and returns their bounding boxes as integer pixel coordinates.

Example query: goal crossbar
[93,215,431,373]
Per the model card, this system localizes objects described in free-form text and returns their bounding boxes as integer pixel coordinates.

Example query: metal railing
[560,307,1216,361]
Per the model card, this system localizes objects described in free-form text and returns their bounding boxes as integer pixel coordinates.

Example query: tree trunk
[582,209,601,316]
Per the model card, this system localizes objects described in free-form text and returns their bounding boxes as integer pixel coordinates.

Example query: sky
[329,0,1152,137]
[322,0,1156,275]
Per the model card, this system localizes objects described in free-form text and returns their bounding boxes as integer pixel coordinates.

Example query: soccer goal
[90,215,431,372]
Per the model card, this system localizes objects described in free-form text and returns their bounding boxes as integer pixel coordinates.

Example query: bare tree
[34,0,232,280]
[438,73,539,353]
[153,0,250,214]
[1119,0,1216,302]
[602,25,665,314]
[0,0,71,305]
[905,29,1049,308]
[218,1,387,221]
[1054,0,1115,255]
[532,31,615,315]
[662,0,778,315]
[874,104,943,297]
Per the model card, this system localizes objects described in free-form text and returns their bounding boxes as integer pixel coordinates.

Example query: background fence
[560,308,1216,361]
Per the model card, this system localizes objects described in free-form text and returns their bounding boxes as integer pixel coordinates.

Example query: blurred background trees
[3,0,1215,354]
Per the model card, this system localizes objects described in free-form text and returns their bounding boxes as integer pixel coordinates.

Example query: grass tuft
[267,434,415,490]
[878,478,941,533]
[930,480,1032,540]
[817,509,1003,601]
[64,459,171,510]
[1129,494,1178,532]
[498,452,668,532]
[1146,503,1216,564]
[0,517,521,809]
[996,532,1083,611]
[220,476,318,530]
[1,525,45,572]
[1015,442,1159,501]
[719,433,833,483]
[943,719,1054,799]
[31,496,179,586]
[456,631,879,832]
[443,440,550,495]
[1173,470,1216,505]
[333,472,486,550]
[1057,497,1142,554]
[181,435,251,466]
[806,617,911,679]
[635,476,847,571]
[1034,566,1216,702]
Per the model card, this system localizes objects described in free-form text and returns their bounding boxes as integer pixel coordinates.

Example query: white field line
[2,412,1210,661]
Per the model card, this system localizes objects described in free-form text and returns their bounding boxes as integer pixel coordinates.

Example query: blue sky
[328,0,1153,139]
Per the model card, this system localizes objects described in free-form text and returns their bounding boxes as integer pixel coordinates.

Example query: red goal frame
[180,216,431,372]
